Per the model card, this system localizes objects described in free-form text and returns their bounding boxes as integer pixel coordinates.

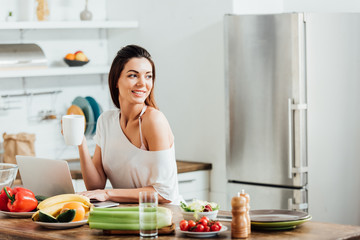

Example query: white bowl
[181,209,218,221]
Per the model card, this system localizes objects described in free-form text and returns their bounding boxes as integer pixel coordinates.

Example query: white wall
[232,0,283,14]
[0,0,106,22]
[284,0,360,12]
[305,13,360,225]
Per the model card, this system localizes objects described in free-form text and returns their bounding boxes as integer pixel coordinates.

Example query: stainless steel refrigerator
[225,13,360,214]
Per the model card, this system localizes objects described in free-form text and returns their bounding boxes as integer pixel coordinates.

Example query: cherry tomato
[199,218,208,227]
[215,221,222,230]
[180,220,189,231]
[195,224,205,232]
[204,225,210,232]
[200,216,210,222]
[188,220,196,229]
[211,224,220,232]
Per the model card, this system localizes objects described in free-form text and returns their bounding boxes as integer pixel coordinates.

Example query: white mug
[62,115,85,146]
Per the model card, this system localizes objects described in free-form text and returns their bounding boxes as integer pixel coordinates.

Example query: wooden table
[1,204,360,240]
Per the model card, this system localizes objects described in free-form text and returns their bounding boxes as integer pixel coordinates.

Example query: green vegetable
[91,206,139,212]
[180,200,220,219]
[88,206,172,230]
[180,200,220,212]
[35,195,48,203]
[38,210,58,223]
[57,209,76,223]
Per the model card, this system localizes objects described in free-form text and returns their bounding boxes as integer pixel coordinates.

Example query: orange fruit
[65,53,75,60]
[61,202,86,222]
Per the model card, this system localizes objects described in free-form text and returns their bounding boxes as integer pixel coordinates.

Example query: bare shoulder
[142,107,168,126]
[141,107,174,150]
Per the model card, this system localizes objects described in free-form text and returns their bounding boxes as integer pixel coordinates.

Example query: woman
[78,45,180,204]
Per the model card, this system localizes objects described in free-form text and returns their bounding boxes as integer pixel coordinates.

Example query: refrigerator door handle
[288,98,294,179]
[288,98,308,179]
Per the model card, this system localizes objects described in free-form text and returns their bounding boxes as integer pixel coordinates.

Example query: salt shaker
[231,192,248,238]
[240,189,251,234]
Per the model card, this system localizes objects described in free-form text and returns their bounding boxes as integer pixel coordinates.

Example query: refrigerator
[225,12,360,217]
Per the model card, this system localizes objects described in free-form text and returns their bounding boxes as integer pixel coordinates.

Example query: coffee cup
[62,115,85,146]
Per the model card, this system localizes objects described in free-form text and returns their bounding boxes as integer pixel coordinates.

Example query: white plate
[34,220,88,229]
[0,210,34,218]
[250,209,310,222]
[177,226,227,238]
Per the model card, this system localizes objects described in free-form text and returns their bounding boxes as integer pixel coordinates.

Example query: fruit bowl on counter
[63,58,89,67]
[63,51,89,67]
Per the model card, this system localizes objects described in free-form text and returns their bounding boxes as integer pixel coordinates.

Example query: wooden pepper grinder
[240,189,251,234]
[231,192,248,238]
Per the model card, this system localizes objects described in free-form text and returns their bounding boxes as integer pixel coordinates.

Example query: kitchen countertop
[66,159,212,179]
[0,204,360,239]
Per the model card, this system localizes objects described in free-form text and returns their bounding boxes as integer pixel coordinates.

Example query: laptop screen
[16,155,75,196]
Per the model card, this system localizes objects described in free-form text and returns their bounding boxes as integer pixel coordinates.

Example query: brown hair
[108,45,158,109]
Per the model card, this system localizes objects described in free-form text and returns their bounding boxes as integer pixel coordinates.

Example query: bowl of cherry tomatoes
[178,216,227,237]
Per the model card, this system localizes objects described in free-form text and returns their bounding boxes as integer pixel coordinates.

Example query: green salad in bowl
[180,200,220,220]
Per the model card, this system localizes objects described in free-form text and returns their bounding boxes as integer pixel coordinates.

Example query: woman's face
[117,57,153,106]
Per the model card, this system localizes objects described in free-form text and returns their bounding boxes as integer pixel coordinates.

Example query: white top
[93,109,181,204]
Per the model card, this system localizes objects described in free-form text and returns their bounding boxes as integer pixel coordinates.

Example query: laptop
[16,155,119,208]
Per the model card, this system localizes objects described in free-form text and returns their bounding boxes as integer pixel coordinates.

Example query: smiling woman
[75,45,181,205]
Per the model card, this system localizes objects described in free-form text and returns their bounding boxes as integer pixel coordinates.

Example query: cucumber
[38,210,58,223]
[57,209,76,223]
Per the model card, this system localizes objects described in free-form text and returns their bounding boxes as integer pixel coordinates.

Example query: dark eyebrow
[127,70,152,74]
[127,70,139,73]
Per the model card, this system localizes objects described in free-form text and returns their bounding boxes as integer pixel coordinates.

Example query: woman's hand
[78,189,110,202]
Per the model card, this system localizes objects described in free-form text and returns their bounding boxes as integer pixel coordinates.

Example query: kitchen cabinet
[0,20,138,79]
[178,170,210,202]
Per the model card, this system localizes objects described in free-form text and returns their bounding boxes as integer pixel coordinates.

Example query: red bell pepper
[4,187,38,212]
[0,187,13,211]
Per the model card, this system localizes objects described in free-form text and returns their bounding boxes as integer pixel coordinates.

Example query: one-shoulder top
[93,108,181,204]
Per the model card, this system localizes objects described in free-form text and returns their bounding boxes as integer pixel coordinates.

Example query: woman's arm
[80,186,171,203]
[78,138,107,190]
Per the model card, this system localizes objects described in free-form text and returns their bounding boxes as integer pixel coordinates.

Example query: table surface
[1,204,360,240]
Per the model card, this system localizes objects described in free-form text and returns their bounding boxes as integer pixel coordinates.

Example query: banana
[37,194,91,210]
[32,201,91,221]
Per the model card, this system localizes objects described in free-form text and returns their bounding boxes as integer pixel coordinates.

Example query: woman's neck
[119,102,145,127]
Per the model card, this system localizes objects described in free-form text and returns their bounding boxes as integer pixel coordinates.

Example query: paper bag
[2,132,36,179]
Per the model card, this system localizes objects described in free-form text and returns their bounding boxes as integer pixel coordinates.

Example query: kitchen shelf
[0,20,139,30]
[0,65,110,78]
